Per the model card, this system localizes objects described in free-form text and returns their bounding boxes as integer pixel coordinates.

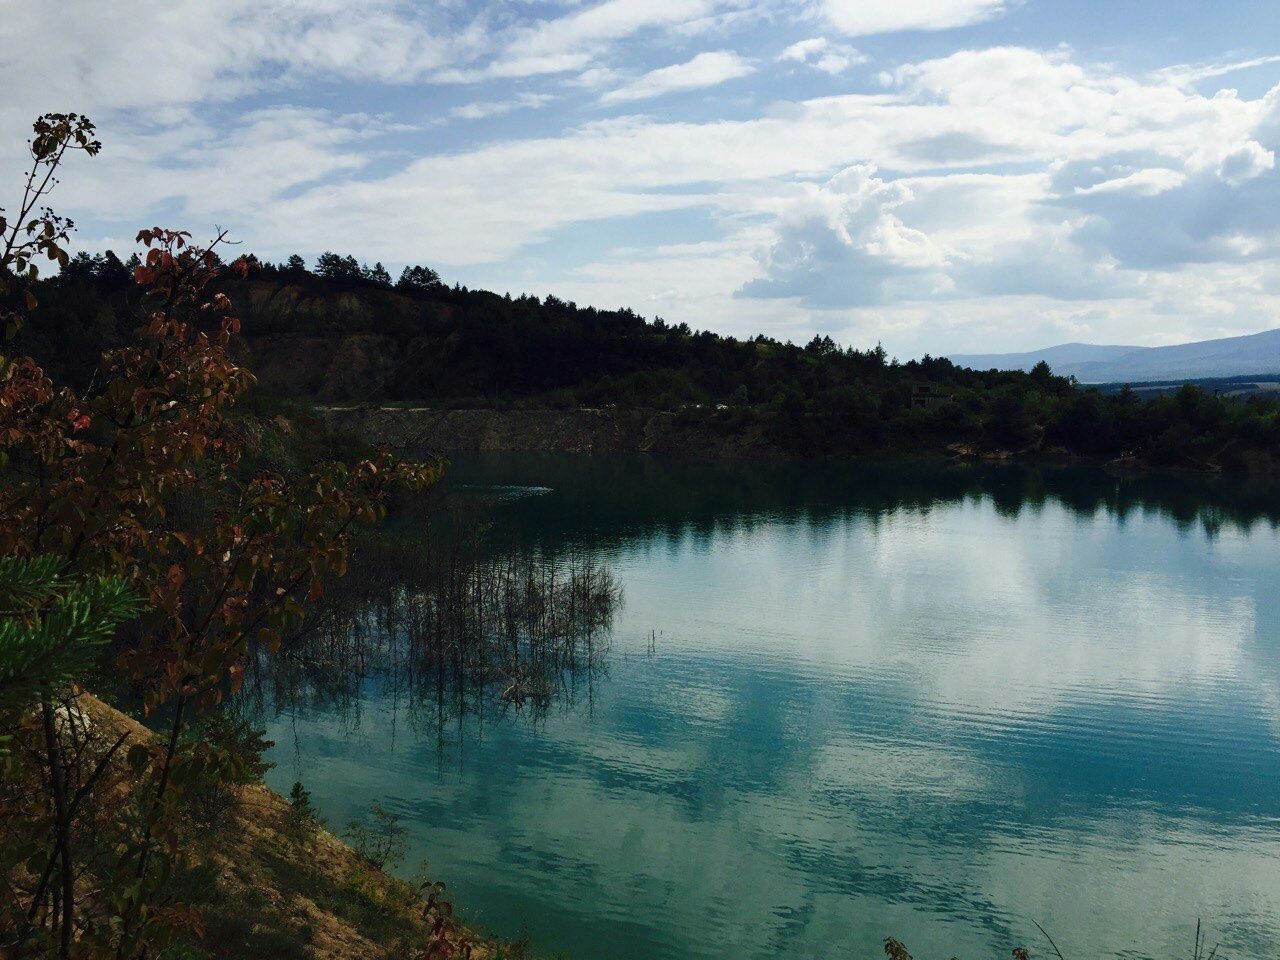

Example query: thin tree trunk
[40,694,74,960]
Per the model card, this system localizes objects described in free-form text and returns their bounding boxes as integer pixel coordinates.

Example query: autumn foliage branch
[0,113,441,959]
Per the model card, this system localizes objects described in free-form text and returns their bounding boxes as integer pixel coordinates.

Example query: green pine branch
[0,555,142,718]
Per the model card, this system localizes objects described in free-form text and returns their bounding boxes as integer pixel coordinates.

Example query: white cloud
[1075,168,1188,196]
[449,93,556,121]
[56,108,390,225]
[427,0,760,84]
[570,66,626,89]
[465,0,736,81]
[739,164,950,306]
[729,47,1280,308]
[0,0,469,113]
[779,38,831,62]
[515,0,721,57]
[432,52,597,84]
[57,47,1278,301]
[601,52,755,104]
[777,37,866,75]
[1157,54,1280,90]
[822,0,1007,37]
[1215,139,1276,186]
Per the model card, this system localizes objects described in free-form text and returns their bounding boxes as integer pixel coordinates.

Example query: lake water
[259,455,1280,959]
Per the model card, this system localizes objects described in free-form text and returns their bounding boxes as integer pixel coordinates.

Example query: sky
[3,0,1280,357]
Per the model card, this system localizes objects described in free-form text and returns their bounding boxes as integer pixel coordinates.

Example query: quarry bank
[314,404,1280,474]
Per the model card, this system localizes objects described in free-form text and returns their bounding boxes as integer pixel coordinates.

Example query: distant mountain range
[950,328,1280,383]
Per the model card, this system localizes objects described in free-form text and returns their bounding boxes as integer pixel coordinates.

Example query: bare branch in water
[236,507,621,733]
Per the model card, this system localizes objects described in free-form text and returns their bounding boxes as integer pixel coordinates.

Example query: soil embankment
[75,694,499,960]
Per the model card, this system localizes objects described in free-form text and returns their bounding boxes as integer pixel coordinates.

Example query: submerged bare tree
[238,506,621,734]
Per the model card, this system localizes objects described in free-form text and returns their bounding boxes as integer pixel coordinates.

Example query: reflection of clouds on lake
[264,463,1280,960]
[617,499,1277,726]
[268,652,1280,960]
[810,736,999,802]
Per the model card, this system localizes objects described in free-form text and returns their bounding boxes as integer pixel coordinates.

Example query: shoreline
[314,404,1278,477]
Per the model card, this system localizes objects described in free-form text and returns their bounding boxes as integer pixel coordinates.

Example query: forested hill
[17,250,1280,471]
[23,249,976,407]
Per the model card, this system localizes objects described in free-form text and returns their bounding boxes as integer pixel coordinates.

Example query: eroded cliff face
[316,406,782,459]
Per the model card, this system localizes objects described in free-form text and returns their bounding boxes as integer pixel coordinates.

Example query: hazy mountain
[950,328,1280,383]
[950,343,1147,373]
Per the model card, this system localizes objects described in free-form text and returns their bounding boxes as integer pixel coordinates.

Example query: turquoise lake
[258,456,1280,959]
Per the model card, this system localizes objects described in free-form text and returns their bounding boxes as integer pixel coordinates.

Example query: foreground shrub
[0,113,440,958]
